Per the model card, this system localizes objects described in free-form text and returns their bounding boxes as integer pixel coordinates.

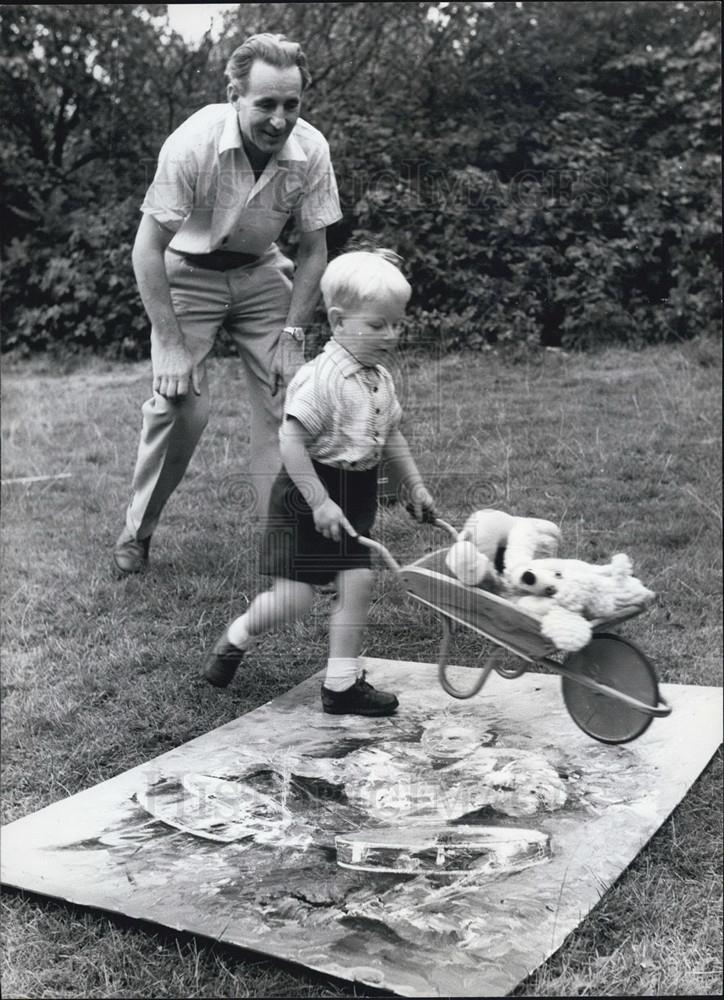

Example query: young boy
[202,249,435,716]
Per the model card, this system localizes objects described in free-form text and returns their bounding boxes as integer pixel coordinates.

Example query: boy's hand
[312,497,357,541]
[405,483,437,523]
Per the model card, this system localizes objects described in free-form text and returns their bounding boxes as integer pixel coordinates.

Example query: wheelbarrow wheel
[561,633,660,744]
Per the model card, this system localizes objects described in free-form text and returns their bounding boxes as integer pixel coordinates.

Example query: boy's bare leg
[322,568,398,715]
[328,568,373,662]
[245,579,315,637]
[204,578,313,687]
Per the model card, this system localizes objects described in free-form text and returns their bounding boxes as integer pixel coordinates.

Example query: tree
[1,2,720,354]
[0,3,232,354]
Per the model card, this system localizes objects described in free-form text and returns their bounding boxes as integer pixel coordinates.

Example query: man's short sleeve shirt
[284,340,403,470]
[141,105,342,255]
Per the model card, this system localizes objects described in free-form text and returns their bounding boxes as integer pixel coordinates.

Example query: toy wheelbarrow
[357,518,672,745]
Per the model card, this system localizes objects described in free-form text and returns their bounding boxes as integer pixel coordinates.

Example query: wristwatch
[283,325,305,343]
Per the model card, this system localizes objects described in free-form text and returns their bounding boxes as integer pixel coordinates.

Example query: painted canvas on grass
[1,660,721,997]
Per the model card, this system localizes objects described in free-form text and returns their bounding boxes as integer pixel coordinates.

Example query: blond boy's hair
[320,250,411,311]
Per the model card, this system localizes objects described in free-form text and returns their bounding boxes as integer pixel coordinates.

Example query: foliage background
[0,1,721,356]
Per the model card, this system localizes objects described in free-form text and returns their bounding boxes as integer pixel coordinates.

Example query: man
[113,33,342,574]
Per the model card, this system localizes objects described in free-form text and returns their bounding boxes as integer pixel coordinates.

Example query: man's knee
[142,387,210,437]
[176,388,210,436]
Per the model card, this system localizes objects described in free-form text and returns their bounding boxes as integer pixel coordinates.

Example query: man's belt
[172,249,260,271]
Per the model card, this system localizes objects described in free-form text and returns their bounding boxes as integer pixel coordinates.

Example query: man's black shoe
[203,633,245,688]
[112,528,151,575]
[321,673,399,716]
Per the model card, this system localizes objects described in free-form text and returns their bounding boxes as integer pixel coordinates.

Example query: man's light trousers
[124,246,293,539]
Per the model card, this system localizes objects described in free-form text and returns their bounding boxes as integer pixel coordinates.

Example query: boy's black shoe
[321,673,399,716]
[203,633,245,688]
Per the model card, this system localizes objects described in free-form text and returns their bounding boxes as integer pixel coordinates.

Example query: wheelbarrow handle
[355,534,402,572]
[356,516,460,572]
[403,504,459,540]
[431,517,460,541]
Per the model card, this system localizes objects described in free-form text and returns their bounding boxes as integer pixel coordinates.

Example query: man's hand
[405,482,437,523]
[312,497,356,542]
[270,334,305,398]
[151,342,201,399]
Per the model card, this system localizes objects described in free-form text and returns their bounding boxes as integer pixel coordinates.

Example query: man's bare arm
[286,227,328,327]
[132,214,200,399]
[270,227,328,395]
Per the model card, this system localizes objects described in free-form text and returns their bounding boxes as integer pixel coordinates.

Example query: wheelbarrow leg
[437,615,495,700]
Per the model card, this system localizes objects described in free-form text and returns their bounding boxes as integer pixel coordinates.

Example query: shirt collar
[219,108,307,164]
[219,106,242,154]
[277,129,307,163]
[323,338,381,378]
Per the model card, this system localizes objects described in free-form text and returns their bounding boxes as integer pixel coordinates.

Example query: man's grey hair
[225,33,312,92]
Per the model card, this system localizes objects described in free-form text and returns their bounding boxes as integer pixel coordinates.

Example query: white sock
[324,657,359,692]
[227,614,251,649]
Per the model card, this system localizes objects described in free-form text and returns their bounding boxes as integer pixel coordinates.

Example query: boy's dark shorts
[258,461,378,585]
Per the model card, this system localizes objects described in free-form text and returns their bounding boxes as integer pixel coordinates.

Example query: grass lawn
[1,338,722,998]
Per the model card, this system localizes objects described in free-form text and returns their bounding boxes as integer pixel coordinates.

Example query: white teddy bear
[445,508,560,591]
[509,555,655,652]
[444,509,655,652]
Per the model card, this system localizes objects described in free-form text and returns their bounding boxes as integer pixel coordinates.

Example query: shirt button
[221,236,229,245]
[375,408,380,414]
[373,387,378,393]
